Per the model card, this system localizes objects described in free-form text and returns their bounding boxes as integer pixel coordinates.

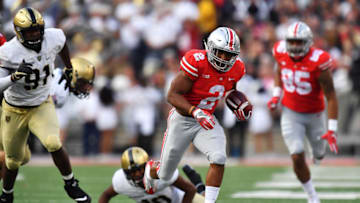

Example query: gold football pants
[1,98,61,170]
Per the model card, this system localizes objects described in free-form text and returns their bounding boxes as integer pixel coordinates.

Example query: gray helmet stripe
[26,8,36,24]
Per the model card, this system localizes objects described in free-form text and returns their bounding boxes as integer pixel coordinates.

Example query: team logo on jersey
[228,77,235,81]
[281,61,286,65]
[5,116,10,123]
[37,56,42,61]
[202,74,210,79]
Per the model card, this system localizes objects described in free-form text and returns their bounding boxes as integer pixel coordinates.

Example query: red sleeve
[317,51,334,71]
[0,33,6,46]
[179,51,199,81]
[272,40,286,62]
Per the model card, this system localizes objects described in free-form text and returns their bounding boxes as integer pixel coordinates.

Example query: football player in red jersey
[268,21,338,203]
[143,27,251,203]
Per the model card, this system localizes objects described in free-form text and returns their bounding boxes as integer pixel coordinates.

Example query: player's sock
[63,172,74,184]
[205,186,220,203]
[182,165,205,194]
[0,189,13,203]
[302,179,318,200]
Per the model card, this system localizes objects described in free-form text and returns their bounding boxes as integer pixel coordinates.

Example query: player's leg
[281,107,319,203]
[306,111,327,163]
[193,117,226,203]
[0,102,31,202]
[156,110,196,181]
[29,98,90,202]
[182,164,205,195]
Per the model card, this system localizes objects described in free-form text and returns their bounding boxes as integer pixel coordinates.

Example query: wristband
[328,119,338,132]
[188,106,196,116]
[273,86,282,97]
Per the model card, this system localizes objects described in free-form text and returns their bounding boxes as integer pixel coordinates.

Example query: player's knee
[44,135,62,152]
[6,157,22,170]
[209,152,226,165]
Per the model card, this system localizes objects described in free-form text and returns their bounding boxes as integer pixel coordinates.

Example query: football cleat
[143,160,158,194]
[64,179,91,202]
[0,192,13,203]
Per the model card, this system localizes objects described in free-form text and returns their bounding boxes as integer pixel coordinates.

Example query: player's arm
[167,71,215,130]
[318,68,339,153]
[99,185,118,203]
[59,43,72,69]
[318,69,338,120]
[166,71,194,116]
[172,176,197,203]
[267,63,282,110]
[58,43,73,89]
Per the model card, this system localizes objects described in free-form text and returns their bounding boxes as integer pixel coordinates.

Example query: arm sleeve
[50,68,69,108]
[0,68,13,91]
[318,53,334,71]
[112,170,125,194]
[180,52,199,80]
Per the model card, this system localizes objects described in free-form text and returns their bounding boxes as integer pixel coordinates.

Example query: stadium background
[0,0,359,202]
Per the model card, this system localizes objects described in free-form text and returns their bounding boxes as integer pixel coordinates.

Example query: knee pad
[44,135,62,152]
[21,146,31,165]
[209,151,226,165]
[6,157,22,170]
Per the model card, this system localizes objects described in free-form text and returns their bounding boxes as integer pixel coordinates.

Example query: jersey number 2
[24,65,51,90]
[281,68,312,95]
[198,85,225,110]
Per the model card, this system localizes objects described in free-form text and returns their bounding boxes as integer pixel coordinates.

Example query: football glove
[192,108,215,130]
[234,101,252,121]
[11,60,33,82]
[267,96,280,111]
[321,130,338,154]
[59,67,73,90]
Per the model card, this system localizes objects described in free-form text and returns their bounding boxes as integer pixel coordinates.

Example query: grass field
[12,165,360,202]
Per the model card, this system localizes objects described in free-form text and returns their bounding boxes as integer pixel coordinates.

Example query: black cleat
[0,192,13,203]
[64,179,91,203]
[182,164,205,194]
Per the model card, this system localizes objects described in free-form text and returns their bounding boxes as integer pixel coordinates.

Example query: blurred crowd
[0,0,359,158]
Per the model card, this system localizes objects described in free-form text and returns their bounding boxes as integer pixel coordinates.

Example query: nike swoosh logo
[75,196,88,201]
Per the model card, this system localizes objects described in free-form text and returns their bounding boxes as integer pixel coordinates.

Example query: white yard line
[231,190,360,200]
[256,181,360,188]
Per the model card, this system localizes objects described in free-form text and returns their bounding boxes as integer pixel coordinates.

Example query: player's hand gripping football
[192,108,215,130]
[234,102,252,121]
[59,67,73,90]
[11,60,33,82]
[267,96,280,111]
[321,130,338,154]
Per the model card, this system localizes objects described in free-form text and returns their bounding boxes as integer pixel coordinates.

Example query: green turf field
[12,165,360,202]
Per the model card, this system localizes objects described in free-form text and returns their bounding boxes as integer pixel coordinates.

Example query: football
[225,90,253,116]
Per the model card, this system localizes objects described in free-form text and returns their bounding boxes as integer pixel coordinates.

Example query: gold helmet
[13,7,44,52]
[70,57,95,98]
[121,147,149,187]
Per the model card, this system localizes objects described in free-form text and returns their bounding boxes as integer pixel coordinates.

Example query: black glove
[11,60,33,82]
[58,67,73,90]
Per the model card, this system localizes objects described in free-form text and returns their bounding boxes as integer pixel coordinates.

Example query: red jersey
[180,49,246,114]
[272,40,334,113]
[0,33,6,46]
